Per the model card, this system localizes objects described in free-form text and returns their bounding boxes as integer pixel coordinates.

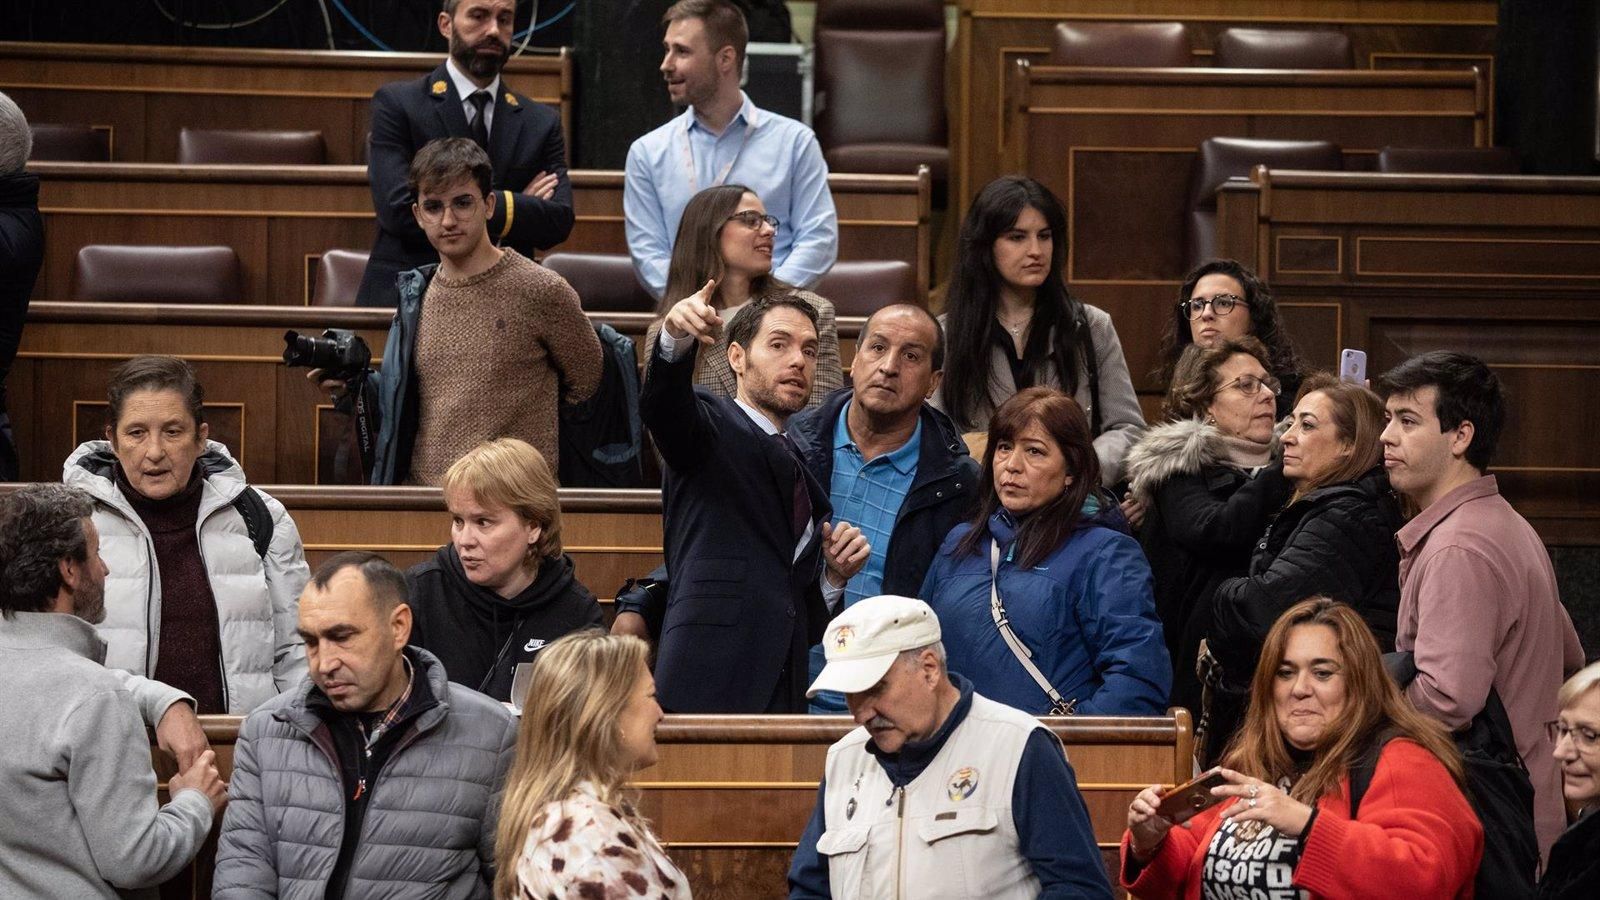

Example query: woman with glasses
[1202,375,1403,764]
[643,184,842,409]
[1157,259,1305,419]
[1123,337,1293,735]
[1542,661,1600,898]
[934,175,1145,486]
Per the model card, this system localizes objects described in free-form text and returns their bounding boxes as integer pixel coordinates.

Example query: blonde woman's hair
[1559,660,1600,710]
[441,438,563,559]
[492,630,651,899]
[1288,373,1385,499]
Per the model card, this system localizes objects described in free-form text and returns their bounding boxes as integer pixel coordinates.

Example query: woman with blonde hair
[405,438,602,701]
[1122,597,1482,898]
[494,630,689,899]
[1202,374,1402,761]
[1542,660,1600,898]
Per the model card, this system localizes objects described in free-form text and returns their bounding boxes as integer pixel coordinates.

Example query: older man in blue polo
[787,595,1112,899]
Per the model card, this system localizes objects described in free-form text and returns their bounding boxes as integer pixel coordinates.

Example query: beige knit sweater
[409,249,602,484]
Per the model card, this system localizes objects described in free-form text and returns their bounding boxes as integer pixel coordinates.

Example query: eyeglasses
[415,194,483,224]
[1219,373,1281,398]
[725,210,779,230]
[1179,293,1244,319]
[1546,720,1600,751]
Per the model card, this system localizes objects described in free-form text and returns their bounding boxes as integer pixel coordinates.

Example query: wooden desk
[27,163,931,306]
[151,711,1193,899]
[1004,63,1485,399]
[954,0,1498,219]
[1215,168,1600,545]
[0,42,570,166]
[11,302,866,484]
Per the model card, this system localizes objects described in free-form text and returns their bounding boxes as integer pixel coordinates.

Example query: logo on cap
[833,625,855,650]
[947,766,979,801]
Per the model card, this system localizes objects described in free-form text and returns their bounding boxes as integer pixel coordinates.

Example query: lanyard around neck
[681,109,755,194]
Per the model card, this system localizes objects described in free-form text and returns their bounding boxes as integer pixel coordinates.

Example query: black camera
[282,329,371,381]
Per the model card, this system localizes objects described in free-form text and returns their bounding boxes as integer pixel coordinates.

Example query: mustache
[867,716,895,730]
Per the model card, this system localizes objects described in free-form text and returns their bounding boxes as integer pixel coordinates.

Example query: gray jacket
[212,648,517,899]
[0,612,213,899]
[63,440,310,714]
[933,303,1146,485]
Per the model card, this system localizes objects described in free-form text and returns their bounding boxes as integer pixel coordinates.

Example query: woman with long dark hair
[1157,259,1304,418]
[919,387,1169,715]
[643,183,842,409]
[934,176,1145,485]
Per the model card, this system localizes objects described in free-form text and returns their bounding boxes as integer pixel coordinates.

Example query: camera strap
[349,372,378,483]
[989,540,1077,715]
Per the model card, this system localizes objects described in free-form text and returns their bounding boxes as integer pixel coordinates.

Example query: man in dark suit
[638,283,869,712]
[356,0,574,307]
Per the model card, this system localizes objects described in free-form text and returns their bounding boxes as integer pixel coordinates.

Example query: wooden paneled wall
[149,712,1194,899]
[26,163,931,306]
[1002,63,1485,402]
[0,42,570,166]
[954,0,1499,217]
[1215,169,1600,546]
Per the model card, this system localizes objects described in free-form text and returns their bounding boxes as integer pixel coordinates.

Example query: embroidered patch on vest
[947,766,979,801]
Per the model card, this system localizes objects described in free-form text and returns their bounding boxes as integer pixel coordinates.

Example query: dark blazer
[356,63,574,307]
[640,338,832,713]
[786,386,981,597]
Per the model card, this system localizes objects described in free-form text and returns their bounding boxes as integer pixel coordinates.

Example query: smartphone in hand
[1340,349,1368,384]
[1155,767,1230,824]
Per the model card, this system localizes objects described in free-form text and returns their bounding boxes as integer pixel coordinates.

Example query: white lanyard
[680,111,756,194]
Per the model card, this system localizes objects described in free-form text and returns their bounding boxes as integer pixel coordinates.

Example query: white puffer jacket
[63,440,309,714]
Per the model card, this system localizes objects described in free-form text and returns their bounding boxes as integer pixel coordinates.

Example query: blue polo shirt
[809,401,920,712]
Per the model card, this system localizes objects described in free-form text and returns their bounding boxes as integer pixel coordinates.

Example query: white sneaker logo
[523,638,546,653]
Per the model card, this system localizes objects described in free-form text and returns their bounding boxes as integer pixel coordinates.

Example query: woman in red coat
[1120,597,1482,899]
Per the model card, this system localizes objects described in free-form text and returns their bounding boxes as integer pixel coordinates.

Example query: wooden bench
[26,163,931,308]
[953,0,1498,220]
[151,711,1193,899]
[1001,63,1486,407]
[1215,168,1600,546]
[0,42,570,166]
[10,302,866,484]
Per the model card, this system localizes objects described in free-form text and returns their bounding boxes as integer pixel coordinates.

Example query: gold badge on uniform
[505,92,519,106]
[947,766,979,801]
[431,80,448,95]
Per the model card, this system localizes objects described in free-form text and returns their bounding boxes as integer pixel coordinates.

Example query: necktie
[778,433,812,542]
[467,90,491,152]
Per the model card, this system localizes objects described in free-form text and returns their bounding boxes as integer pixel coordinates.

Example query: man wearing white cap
[787,595,1112,899]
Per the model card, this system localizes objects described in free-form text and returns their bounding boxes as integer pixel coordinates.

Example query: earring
[1205,415,1217,426]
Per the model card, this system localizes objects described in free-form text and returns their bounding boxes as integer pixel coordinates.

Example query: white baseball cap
[807,595,942,698]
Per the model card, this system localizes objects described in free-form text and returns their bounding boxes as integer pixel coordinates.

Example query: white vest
[817,692,1053,900]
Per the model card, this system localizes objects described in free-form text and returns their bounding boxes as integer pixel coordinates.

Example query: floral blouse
[516,781,693,899]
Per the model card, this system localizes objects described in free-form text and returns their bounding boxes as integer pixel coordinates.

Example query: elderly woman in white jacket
[62,356,308,719]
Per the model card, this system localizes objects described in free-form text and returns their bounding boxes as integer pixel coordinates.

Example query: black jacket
[356,63,573,307]
[1541,808,1600,900]
[405,545,603,702]
[0,172,43,480]
[1210,464,1403,685]
[1123,419,1291,716]
[785,387,982,598]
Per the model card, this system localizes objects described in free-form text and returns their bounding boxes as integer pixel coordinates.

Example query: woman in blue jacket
[921,386,1169,715]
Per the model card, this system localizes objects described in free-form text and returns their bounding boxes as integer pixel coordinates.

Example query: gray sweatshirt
[0,611,214,898]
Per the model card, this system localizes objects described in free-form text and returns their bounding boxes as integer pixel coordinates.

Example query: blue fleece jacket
[787,673,1112,899]
[919,501,1169,716]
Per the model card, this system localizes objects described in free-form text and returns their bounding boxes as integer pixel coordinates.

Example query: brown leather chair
[1212,28,1353,69]
[1187,137,1343,267]
[542,252,657,313]
[73,245,242,303]
[1376,146,1519,174]
[29,123,111,161]
[814,260,919,317]
[813,0,948,187]
[177,128,327,165]
[310,249,371,307]
[1049,22,1192,67]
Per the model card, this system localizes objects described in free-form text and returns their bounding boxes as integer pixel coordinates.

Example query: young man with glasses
[323,138,601,485]
[1376,351,1584,861]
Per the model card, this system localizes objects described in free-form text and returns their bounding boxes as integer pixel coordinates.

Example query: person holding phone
[404,438,603,703]
[1121,597,1482,899]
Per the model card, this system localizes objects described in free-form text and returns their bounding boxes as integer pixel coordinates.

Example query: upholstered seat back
[73,245,243,304]
[542,252,658,312]
[1212,28,1354,69]
[1049,22,1192,67]
[814,260,919,317]
[1187,138,1343,266]
[177,128,327,165]
[1376,146,1519,174]
[310,249,371,307]
[29,123,111,161]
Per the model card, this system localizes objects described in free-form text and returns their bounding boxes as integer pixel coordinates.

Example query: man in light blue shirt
[625,0,838,300]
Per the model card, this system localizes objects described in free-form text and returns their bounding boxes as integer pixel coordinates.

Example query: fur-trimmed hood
[1125,418,1283,504]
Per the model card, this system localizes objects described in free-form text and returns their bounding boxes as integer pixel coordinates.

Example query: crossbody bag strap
[990,540,1077,715]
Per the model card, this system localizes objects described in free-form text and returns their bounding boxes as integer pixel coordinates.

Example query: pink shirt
[1395,475,1585,861]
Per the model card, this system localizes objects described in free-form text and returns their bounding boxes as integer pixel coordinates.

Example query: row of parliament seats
[1052,22,1358,70]
[33,124,329,165]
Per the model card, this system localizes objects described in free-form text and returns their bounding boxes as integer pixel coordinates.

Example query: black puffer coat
[1541,807,1600,900]
[1204,465,1402,757]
